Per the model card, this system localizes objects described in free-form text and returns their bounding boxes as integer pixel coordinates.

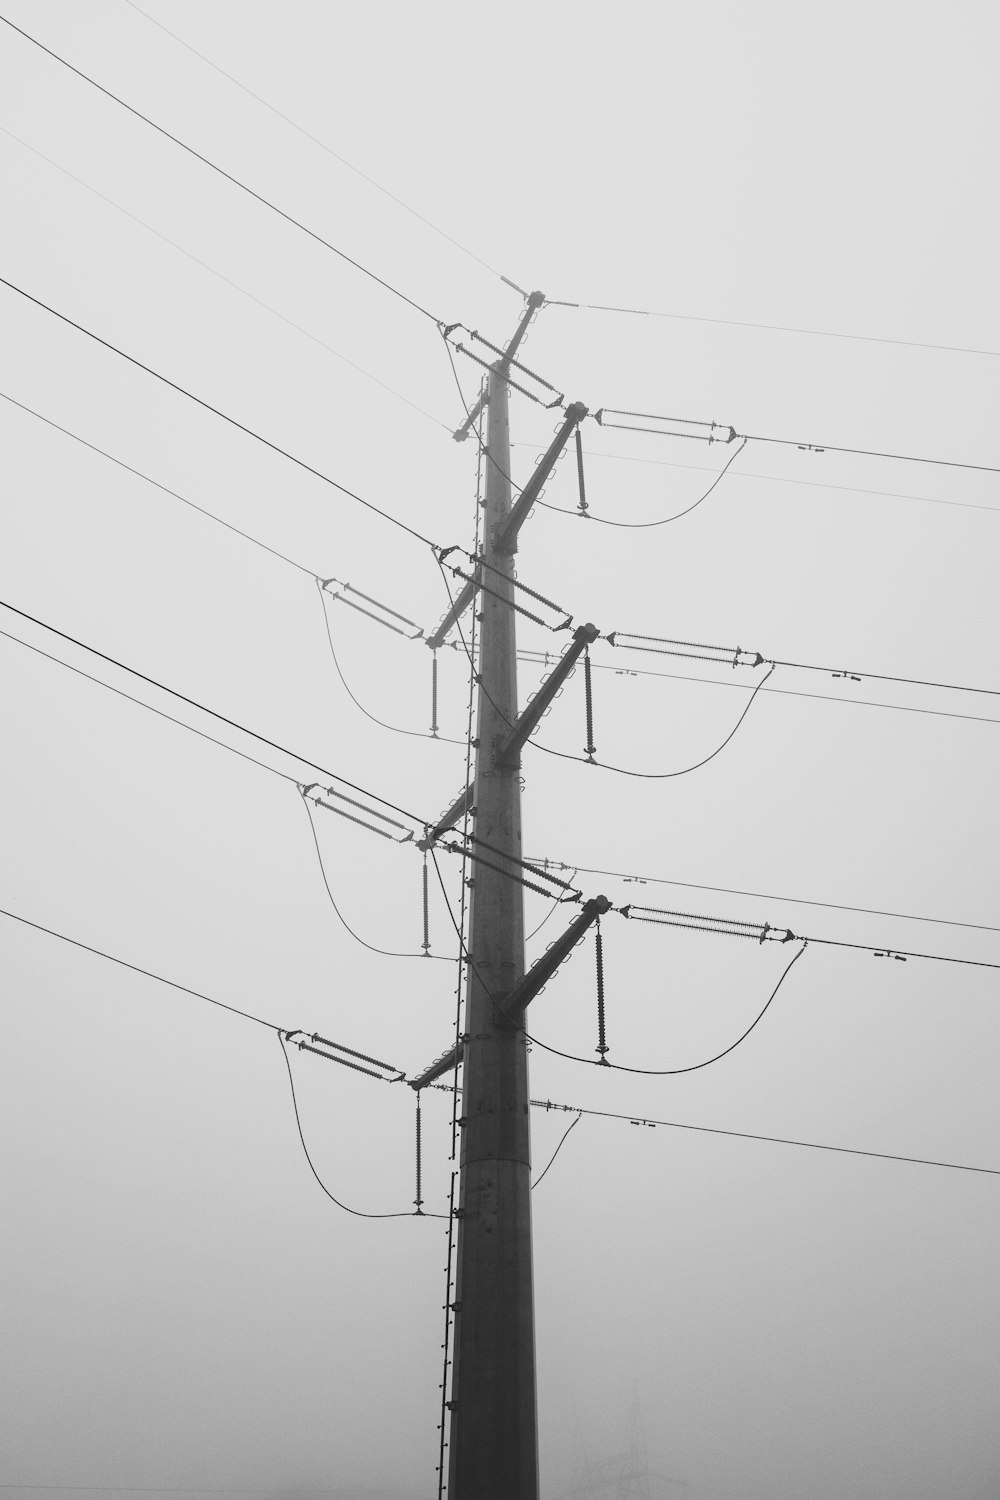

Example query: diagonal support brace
[495,402,588,554]
[496,622,600,768]
[418,782,475,848]
[426,571,478,651]
[503,896,612,1019]
[409,1040,466,1091]
[452,290,546,441]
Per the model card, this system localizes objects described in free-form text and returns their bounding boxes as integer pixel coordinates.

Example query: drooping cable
[278,1034,444,1219]
[539,436,749,527]
[315,580,465,745]
[298,792,451,962]
[531,1112,583,1191]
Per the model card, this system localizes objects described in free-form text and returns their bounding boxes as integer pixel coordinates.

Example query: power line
[0,13,442,326]
[545,295,1000,361]
[121,0,506,285]
[0,387,315,576]
[538,436,749,528]
[0,273,436,549]
[741,428,1000,477]
[528,1097,1000,1179]
[0,904,280,1030]
[515,441,1000,517]
[531,1111,582,1190]
[0,598,426,828]
[278,1033,446,1219]
[520,648,1000,729]
[299,791,453,962]
[0,122,452,433]
[524,857,1000,938]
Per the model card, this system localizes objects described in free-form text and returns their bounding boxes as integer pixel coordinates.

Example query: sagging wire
[436,558,776,781]
[277,1032,446,1219]
[427,842,810,1080]
[531,1111,583,1191]
[298,790,452,961]
[316,579,466,746]
[539,434,749,527]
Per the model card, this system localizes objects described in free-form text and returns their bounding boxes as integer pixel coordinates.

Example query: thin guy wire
[538,436,749,527]
[278,1034,447,1219]
[519,648,1000,729]
[0,15,442,325]
[0,598,426,825]
[531,1112,583,1190]
[122,0,506,282]
[0,274,437,549]
[299,793,452,962]
[1,905,279,1030]
[545,295,1000,360]
[529,1098,1000,1179]
[530,857,1000,938]
[316,581,466,746]
[0,124,452,433]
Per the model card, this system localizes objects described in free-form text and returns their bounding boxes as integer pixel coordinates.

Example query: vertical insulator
[575,426,588,515]
[595,920,609,1062]
[431,649,440,737]
[583,646,596,763]
[422,851,431,953]
[414,1092,424,1213]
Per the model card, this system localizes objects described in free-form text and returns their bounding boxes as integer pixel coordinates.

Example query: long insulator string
[422,849,431,954]
[575,425,588,515]
[431,649,439,737]
[414,1092,424,1213]
[595,918,609,1062]
[584,645,596,763]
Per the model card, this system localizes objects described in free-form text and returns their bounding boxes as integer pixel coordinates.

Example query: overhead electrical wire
[0,387,316,577]
[0,273,437,549]
[0,14,442,326]
[524,856,1000,938]
[0,597,427,828]
[0,903,280,1030]
[538,436,749,528]
[278,1034,447,1220]
[519,648,1000,730]
[0,124,452,434]
[516,442,1000,518]
[531,1111,583,1190]
[299,791,453,962]
[544,295,1000,361]
[526,1097,1000,1180]
[122,0,506,284]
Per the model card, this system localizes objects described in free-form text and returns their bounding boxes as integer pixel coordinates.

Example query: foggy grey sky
[1,2,998,1498]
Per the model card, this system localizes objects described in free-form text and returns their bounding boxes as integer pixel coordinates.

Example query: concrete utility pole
[447,351,537,1499]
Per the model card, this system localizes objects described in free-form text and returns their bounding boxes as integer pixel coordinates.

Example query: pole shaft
[447,365,538,1498]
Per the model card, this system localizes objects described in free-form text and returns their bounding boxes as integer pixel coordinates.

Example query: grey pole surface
[447,361,538,1498]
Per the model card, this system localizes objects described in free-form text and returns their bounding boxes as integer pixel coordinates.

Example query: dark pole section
[447,363,538,1500]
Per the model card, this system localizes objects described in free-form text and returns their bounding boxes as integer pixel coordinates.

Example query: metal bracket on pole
[418,782,475,848]
[426,571,479,651]
[496,622,600,768]
[452,291,546,441]
[409,1040,465,1092]
[501,896,612,1019]
[495,401,588,554]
